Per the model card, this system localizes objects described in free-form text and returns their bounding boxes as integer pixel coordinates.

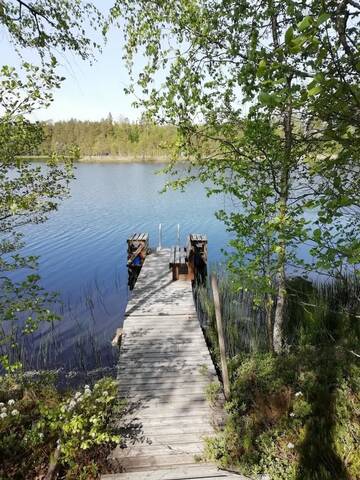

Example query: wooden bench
[169,246,188,280]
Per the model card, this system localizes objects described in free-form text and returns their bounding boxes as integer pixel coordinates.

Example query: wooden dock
[105,247,246,479]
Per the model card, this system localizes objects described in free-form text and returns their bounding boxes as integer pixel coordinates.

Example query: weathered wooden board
[102,464,249,480]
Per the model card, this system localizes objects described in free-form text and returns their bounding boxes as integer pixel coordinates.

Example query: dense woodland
[37,117,176,159]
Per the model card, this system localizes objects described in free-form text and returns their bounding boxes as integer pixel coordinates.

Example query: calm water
[20,163,233,370]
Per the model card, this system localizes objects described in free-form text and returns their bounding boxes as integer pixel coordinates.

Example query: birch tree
[114,0,359,352]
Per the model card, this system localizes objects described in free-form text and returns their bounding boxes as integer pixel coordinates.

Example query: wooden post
[211,273,230,400]
[158,223,162,251]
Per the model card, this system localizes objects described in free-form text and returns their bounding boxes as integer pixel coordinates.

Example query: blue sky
[0,0,141,122]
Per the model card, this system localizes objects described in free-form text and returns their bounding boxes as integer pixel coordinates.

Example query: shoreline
[19,155,171,164]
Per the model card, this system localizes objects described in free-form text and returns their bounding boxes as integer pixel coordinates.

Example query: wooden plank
[120,394,209,405]
[118,357,215,366]
[115,442,204,458]
[122,415,215,427]
[110,453,203,470]
[122,407,215,420]
[122,332,206,341]
[119,347,211,357]
[118,362,216,373]
[118,377,216,387]
[122,396,210,408]
[120,345,210,355]
[102,464,245,479]
[126,432,215,445]
[120,385,208,396]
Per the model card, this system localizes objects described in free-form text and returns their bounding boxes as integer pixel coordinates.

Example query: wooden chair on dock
[169,234,208,282]
[187,234,208,284]
[127,233,149,289]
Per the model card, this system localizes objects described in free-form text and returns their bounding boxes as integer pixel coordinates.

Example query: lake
[20,162,233,370]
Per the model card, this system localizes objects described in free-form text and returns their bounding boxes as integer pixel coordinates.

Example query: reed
[1,272,122,382]
[195,267,360,361]
[194,266,268,363]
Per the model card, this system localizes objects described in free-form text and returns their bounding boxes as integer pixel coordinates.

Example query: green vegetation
[1,0,359,477]
[0,0,104,372]
[206,349,359,480]
[0,373,121,479]
[36,117,176,161]
[196,274,360,479]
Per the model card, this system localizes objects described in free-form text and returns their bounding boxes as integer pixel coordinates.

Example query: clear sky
[0,0,141,122]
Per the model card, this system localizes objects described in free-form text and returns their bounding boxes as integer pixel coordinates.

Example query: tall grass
[1,271,124,381]
[194,266,269,362]
[199,269,360,479]
[195,266,360,361]
[285,275,360,349]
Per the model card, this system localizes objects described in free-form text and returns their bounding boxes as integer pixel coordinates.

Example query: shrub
[0,374,122,479]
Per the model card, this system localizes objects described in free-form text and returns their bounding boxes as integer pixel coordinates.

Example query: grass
[197,269,360,480]
[194,267,268,365]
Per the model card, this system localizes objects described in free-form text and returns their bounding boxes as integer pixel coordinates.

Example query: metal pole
[158,223,162,251]
[177,223,180,246]
[211,272,230,400]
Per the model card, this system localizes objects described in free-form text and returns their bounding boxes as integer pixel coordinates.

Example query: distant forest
[37,115,176,159]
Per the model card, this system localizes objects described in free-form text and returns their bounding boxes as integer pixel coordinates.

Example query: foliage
[197,271,360,360]
[114,0,360,352]
[204,350,360,480]
[36,117,176,159]
[205,380,222,407]
[201,272,360,479]
[1,0,105,62]
[195,268,269,363]
[0,374,122,479]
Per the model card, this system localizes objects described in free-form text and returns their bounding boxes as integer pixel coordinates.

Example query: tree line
[37,117,176,159]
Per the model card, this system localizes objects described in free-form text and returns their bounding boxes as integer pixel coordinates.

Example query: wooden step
[110,453,201,471]
[119,423,215,436]
[113,442,204,458]
[122,414,214,427]
[122,432,216,446]
[117,370,216,380]
[102,463,249,479]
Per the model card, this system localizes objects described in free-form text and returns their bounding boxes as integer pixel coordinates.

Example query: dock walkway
[105,249,246,479]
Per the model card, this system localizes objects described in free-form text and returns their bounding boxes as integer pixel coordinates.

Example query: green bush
[0,374,122,479]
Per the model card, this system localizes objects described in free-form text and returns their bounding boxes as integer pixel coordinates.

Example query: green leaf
[313,228,322,241]
[317,13,331,26]
[258,91,281,107]
[285,27,294,46]
[307,84,322,96]
[256,59,267,77]
[297,16,312,32]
